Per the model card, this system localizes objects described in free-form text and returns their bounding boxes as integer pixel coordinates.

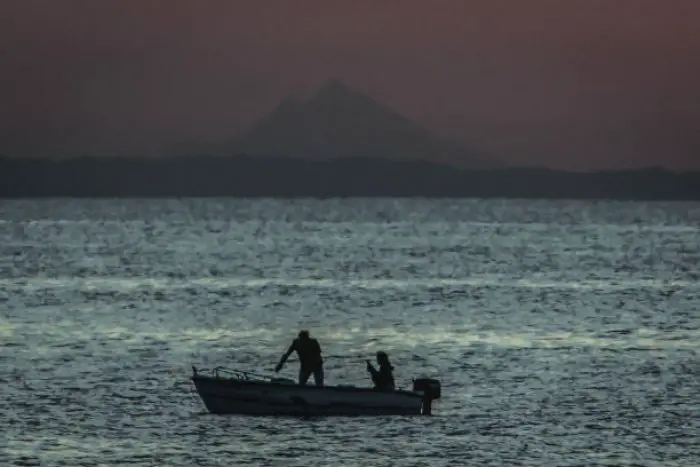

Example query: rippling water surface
[1,198,699,466]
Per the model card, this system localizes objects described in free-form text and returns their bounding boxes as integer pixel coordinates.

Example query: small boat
[190,366,442,417]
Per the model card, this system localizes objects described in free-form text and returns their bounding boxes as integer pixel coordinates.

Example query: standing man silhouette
[275,330,324,386]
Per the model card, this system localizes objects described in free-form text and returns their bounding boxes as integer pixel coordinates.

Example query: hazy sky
[1,0,698,170]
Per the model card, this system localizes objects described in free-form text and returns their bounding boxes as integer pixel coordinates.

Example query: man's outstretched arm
[275,342,295,372]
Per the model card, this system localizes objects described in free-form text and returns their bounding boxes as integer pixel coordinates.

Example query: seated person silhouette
[366,351,395,391]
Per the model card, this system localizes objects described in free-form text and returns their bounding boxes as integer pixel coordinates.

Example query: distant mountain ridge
[1,154,698,200]
[4,79,698,200]
[184,80,500,168]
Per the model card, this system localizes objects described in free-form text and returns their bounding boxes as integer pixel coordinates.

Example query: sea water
[1,198,699,466]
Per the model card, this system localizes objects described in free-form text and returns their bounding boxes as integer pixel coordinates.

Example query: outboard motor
[412,378,441,415]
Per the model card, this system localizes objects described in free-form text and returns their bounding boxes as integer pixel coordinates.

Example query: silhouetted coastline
[0,155,698,200]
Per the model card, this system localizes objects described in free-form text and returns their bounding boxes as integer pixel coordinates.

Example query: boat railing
[191,365,275,381]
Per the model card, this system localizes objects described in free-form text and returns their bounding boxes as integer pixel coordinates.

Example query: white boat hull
[191,374,431,416]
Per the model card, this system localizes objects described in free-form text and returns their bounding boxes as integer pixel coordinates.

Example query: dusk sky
[1,1,698,170]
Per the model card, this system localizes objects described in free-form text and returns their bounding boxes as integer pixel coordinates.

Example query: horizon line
[1,153,698,175]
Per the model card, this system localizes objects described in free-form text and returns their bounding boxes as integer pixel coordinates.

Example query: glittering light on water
[0,276,696,290]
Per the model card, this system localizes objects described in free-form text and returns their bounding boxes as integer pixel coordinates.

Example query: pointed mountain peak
[230,79,501,168]
[312,79,354,98]
[308,79,372,107]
